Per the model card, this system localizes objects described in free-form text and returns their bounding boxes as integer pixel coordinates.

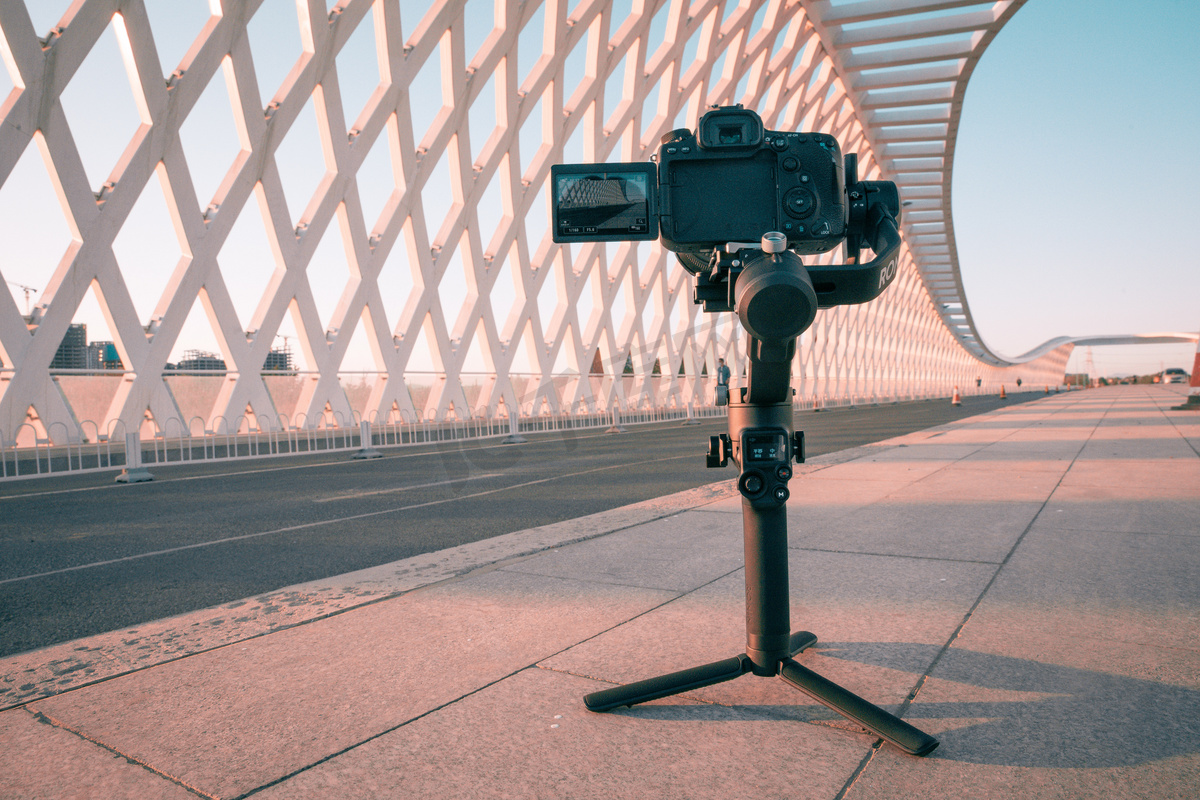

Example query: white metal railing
[0,402,729,481]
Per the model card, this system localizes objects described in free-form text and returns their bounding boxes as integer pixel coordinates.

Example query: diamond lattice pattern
[0,0,1068,443]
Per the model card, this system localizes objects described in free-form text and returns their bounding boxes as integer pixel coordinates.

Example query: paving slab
[956,524,1200,652]
[28,570,677,799]
[789,495,1044,563]
[849,620,1200,799]
[0,707,197,799]
[541,548,997,721]
[496,510,745,592]
[254,666,872,800]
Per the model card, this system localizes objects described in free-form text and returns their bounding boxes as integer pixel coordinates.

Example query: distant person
[716,358,731,406]
[1016,377,1022,387]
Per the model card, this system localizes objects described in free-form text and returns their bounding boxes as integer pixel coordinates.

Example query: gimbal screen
[744,432,787,462]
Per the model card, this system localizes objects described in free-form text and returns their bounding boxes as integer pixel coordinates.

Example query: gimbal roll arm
[810,181,903,308]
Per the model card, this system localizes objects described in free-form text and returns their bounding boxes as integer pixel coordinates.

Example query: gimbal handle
[808,183,902,308]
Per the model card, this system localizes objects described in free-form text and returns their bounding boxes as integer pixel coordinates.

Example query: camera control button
[783,187,817,219]
[782,156,799,172]
[771,137,789,151]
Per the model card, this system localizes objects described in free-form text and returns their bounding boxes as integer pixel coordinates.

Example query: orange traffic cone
[951,386,961,406]
[1045,385,1050,394]
[999,385,1007,400]
[812,394,822,412]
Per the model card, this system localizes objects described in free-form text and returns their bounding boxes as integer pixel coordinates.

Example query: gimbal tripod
[583,233,939,757]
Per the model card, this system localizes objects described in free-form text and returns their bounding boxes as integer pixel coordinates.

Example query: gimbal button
[740,473,765,496]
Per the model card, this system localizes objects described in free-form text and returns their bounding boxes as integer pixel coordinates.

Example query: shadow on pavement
[819,641,1200,768]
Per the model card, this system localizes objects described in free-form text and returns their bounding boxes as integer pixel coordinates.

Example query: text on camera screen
[555,170,651,238]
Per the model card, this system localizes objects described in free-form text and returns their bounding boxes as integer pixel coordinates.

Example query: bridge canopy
[0,0,1167,448]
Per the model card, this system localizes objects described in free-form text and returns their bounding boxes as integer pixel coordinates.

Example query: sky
[2,0,1197,379]
[952,0,1200,376]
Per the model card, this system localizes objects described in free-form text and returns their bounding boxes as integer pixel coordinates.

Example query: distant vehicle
[1163,368,1189,385]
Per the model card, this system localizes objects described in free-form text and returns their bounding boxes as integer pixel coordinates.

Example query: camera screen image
[551,163,658,243]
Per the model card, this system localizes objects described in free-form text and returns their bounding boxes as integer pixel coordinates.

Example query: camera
[551,105,902,312]
[551,106,903,404]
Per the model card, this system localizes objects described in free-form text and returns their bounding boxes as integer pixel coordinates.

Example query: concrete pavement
[2,385,1198,799]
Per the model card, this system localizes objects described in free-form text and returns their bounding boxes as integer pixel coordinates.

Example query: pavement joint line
[831,391,1108,791]
[1155,391,1200,459]
[228,662,556,800]
[25,707,214,799]
[527,564,750,690]
[0,451,699,587]
[833,742,885,800]
[788,545,1004,566]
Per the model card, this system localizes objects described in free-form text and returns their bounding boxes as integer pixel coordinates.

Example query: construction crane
[6,280,37,315]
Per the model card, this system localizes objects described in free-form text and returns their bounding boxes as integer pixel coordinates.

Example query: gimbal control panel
[738,429,792,507]
[707,428,806,508]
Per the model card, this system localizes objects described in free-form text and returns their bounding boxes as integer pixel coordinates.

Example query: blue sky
[3,0,1197,378]
[953,0,1200,375]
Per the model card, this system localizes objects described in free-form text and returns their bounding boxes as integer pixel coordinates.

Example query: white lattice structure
[1,0,1078,448]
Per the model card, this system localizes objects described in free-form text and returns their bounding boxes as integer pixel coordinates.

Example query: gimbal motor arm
[694,180,902,406]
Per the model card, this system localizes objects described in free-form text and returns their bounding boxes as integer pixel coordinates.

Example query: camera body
[550,105,903,323]
[551,105,848,258]
[656,106,846,258]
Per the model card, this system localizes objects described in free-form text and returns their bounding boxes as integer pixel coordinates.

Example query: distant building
[50,323,89,369]
[88,341,122,370]
[176,350,227,373]
[262,344,295,372]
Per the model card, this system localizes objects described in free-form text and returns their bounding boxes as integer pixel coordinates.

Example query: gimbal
[583,194,939,756]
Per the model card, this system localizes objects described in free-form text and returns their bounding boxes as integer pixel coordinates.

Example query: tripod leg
[779,658,939,756]
[790,630,817,655]
[584,655,751,712]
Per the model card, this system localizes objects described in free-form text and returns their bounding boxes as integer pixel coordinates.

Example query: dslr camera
[551,105,902,317]
[551,105,904,404]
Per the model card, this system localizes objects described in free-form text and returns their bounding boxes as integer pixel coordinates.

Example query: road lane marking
[311,472,508,502]
[0,454,692,586]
